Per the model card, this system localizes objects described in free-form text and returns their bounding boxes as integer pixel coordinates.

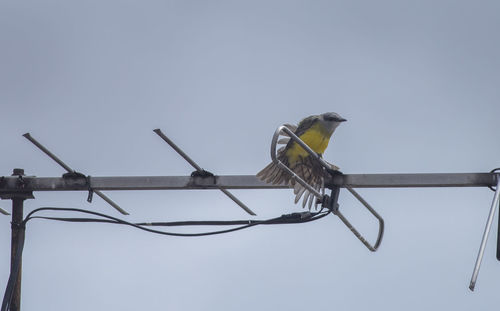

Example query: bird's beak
[339,118,347,122]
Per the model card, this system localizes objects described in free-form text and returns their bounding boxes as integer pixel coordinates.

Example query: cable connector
[280,212,313,220]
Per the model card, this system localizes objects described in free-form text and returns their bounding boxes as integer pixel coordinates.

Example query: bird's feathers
[257,113,343,209]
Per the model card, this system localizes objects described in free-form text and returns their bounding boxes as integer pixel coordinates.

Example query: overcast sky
[1,0,500,310]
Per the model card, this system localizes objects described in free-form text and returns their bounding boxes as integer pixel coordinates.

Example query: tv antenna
[1,127,499,311]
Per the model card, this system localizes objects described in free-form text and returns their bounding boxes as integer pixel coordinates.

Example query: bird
[257,112,346,209]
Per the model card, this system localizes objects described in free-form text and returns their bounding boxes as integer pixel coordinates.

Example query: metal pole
[10,197,24,311]
[469,174,500,291]
[9,169,27,311]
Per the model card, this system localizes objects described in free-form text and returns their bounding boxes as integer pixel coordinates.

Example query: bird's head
[320,112,347,133]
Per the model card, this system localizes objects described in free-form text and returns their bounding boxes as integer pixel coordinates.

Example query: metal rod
[329,186,382,252]
[0,206,9,215]
[22,133,74,173]
[218,188,253,213]
[334,173,496,189]
[153,129,203,172]
[94,190,128,215]
[469,174,500,291]
[153,129,256,216]
[346,187,385,251]
[22,133,127,215]
[0,174,496,193]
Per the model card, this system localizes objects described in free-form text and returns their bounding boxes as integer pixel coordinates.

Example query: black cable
[27,216,318,227]
[2,205,332,311]
[24,208,271,237]
[23,207,330,236]
[27,208,330,227]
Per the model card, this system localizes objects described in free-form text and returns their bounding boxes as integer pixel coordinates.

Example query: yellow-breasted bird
[257,112,346,209]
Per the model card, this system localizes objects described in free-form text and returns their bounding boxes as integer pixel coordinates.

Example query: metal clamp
[271,125,384,252]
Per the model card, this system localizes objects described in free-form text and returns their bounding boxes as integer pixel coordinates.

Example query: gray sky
[1,0,500,310]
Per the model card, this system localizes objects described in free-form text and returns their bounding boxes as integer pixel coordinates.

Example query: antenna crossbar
[0,173,495,192]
